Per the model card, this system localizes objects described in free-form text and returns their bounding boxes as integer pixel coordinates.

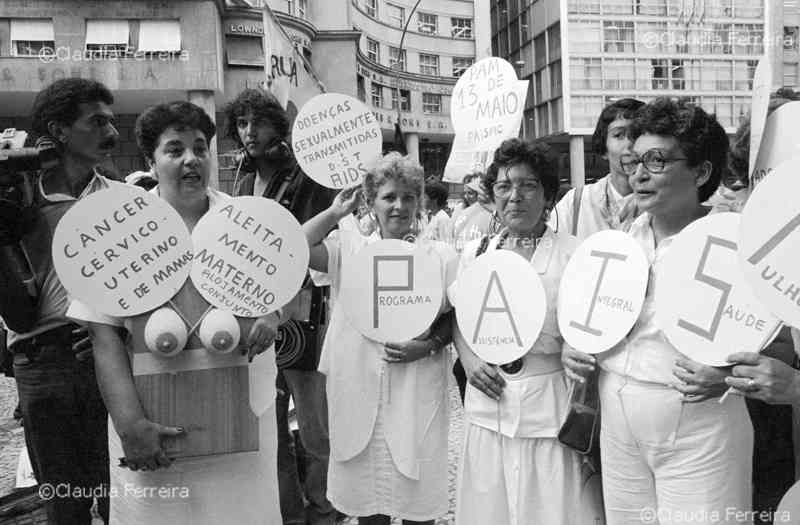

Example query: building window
[364,0,377,17]
[9,19,54,56]
[419,53,439,76]
[636,0,668,15]
[371,83,383,108]
[571,96,604,128]
[226,35,265,66]
[387,3,405,28]
[568,0,601,14]
[297,0,307,18]
[85,19,130,55]
[510,19,521,52]
[534,34,547,70]
[550,61,562,97]
[706,24,732,54]
[366,38,380,62]
[357,75,366,102]
[451,17,473,39]
[702,60,733,90]
[534,70,544,103]
[705,96,733,127]
[536,104,548,136]
[551,97,563,132]
[548,24,561,62]
[569,20,602,53]
[453,57,474,77]
[733,0,763,19]
[391,88,411,111]
[734,60,757,90]
[732,24,764,54]
[671,59,685,89]
[784,62,798,88]
[422,93,442,113]
[389,47,406,71]
[638,22,668,54]
[570,57,602,89]
[706,0,733,18]
[519,11,530,44]
[650,59,669,89]
[417,12,437,34]
[604,21,635,53]
[604,0,633,15]
[784,27,799,51]
[604,58,636,89]
[138,20,181,52]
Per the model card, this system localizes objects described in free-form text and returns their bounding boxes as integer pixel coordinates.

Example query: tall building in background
[351,0,477,176]
[0,0,359,191]
[485,0,781,185]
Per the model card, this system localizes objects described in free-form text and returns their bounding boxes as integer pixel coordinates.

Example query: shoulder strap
[571,185,584,237]
[475,235,491,256]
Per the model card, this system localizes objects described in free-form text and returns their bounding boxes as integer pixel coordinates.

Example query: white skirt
[456,423,602,525]
[327,389,449,521]
[106,410,281,525]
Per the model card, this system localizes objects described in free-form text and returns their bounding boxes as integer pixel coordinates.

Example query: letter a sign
[454,250,545,364]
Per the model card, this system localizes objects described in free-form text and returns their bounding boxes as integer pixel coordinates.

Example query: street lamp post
[393,0,423,155]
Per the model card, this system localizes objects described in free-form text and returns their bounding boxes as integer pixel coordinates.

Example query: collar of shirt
[485,226,556,275]
[149,184,230,209]
[38,168,109,203]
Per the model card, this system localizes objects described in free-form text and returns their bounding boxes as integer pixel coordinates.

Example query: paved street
[0,371,464,524]
[0,376,24,499]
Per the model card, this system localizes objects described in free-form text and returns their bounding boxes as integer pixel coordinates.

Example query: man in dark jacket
[224,89,336,525]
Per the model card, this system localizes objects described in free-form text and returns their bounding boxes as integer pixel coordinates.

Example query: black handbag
[556,186,602,463]
[275,284,327,371]
[557,370,600,457]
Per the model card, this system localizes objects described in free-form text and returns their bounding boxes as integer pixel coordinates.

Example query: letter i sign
[454,250,545,364]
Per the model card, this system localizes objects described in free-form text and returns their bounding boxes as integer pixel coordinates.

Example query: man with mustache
[224,89,336,525]
[0,78,119,524]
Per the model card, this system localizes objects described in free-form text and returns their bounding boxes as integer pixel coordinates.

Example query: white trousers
[599,371,753,525]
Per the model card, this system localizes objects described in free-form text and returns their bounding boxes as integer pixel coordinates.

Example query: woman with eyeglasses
[563,97,753,524]
[452,139,602,525]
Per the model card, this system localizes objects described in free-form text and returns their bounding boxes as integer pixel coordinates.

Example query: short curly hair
[31,78,114,137]
[223,89,290,148]
[629,97,728,203]
[424,181,449,208]
[591,98,644,156]
[134,101,216,161]
[482,138,559,204]
[362,152,424,205]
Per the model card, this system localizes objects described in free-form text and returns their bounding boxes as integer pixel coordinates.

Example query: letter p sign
[373,255,414,328]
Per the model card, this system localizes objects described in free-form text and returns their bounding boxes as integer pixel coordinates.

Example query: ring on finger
[747,378,758,390]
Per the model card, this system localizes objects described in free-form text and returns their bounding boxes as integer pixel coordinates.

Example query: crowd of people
[1,76,800,525]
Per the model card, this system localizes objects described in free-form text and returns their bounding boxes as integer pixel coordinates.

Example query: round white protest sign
[454,250,545,364]
[558,230,648,354]
[450,57,519,133]
[190,196,309,318]
[657,213,780,366]
[740,159,800,329]
[776,481,800,524]
[340,239,443,342]
[292,93,382,189]
[751,101,800,188]
[52,185,192,317]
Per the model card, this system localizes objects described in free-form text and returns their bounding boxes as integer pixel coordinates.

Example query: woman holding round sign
[65,102,289,524]
[449,138,593,525]
[564,98,753,523]
[303,152,457,525]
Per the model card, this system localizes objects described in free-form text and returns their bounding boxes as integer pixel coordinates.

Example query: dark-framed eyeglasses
[620,149,688,176]
[492,180,541,199]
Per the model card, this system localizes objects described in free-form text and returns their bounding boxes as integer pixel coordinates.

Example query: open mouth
[182,172,202,182]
